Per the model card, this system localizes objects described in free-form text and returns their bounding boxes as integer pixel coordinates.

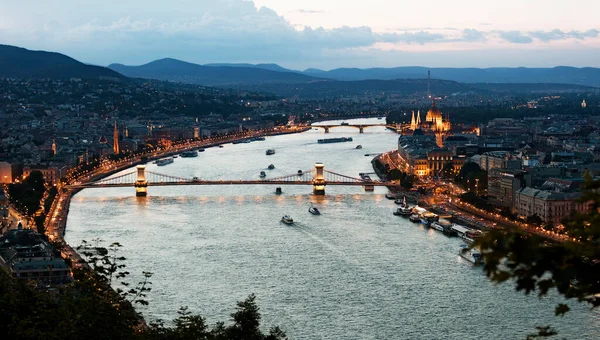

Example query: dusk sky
[1,0,599,69]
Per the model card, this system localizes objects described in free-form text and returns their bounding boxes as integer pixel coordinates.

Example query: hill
[233,78,478,99]
[303,66,600,87]
[204,63,295,73]
[0,45,124,80]
[109,58,320,86]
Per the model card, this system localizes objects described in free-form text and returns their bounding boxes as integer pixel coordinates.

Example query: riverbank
[45,126,310,268]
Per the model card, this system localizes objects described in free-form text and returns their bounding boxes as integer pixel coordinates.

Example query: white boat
[281,215,294,225]
[156,157,174,166]
[309,206,320,215]
[409,214,420,223]
[459,244,483,265]
[431,222,445,232]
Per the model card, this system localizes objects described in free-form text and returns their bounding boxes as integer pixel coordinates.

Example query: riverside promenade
[44,126,310,267]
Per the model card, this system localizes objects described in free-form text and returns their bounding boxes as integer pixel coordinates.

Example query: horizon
[1,0,599,69]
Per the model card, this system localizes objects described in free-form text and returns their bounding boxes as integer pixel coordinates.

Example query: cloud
[380,31,445,45]
[0,0,598,69]
[294,9,325,14]
[529,29,599,42]
[458,29,487,42]
[497,31,533,44]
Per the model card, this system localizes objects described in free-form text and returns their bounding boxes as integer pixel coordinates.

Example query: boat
[259,171,266,178]
[281,215,294,225]
[268,164,275,170]
[355,145,362,149]
[309,206,320,215]
[409,214,421,223]
[266,149,275,155]
[393,196,412,216]
[459,244,483,265]
[180,150,199,158]
[385,193,397,200]
[156,157,174,166]
[173,155,178,158]
[317,137,353,144]
[419,212,439,227]
[218,145,224,148]
[198,148,205,152]
[275,187,282,195]
[431,222,445,232]
[297,170,304,176]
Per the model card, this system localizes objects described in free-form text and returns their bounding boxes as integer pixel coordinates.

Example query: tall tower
[113,121,120,155]
[51,139,57,155]
[125,127,129,138]
[582,99,587,109]
[410,111,416,130]
[416,110,421,127]
[427,70,431,99]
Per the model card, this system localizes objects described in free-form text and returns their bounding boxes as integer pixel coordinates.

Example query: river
[65,118,599,339]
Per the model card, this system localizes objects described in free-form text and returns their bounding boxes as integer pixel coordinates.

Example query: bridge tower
[359,126,364,133]
[313,162,326,195]
[324,127,330,133]
[135,165,148,197]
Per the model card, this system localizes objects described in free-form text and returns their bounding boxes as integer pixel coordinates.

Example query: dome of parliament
[426,101,442,121]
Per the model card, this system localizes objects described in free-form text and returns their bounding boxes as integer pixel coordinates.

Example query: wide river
[66,118,599,339]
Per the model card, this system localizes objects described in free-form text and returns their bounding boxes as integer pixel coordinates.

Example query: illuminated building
[405,101,451,147]
[113,121,120,154]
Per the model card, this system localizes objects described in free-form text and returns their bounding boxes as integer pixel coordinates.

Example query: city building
[0,161,14,183]
[488,168,531,211]
[23,165,57,185]
[405,101,451,147]
[0,188,8,224]
[515,187,592,224]
[0,229,70,283]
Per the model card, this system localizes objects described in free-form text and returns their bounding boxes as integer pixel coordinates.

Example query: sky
[1,0,599,69]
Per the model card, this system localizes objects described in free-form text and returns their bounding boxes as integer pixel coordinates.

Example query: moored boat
[156,157,174,166]
[459,244,483,265]
[180,150,199,158]
[409,214,421,223]
[281,215,294,225]
[419,212,439,227]
[385,193,397,200]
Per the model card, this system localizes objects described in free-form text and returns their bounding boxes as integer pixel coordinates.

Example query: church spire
[410,111,416,130]
[113,121,120,154]
[416,110,421,127]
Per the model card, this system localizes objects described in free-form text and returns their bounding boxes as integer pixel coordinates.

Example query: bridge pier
[313,162,326,195]
[359,126,364,133]
[135,165,148,196]
[324,127,330,133]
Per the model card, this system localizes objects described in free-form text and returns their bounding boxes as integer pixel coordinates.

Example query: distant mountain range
[301,66,600,87]
[2,44,599,90]
[0,45,124,80]
[108,58,318,86]
[208,63,600,87]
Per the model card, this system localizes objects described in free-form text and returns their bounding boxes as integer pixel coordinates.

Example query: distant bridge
[310,123,398,133]
[66,163,397,196]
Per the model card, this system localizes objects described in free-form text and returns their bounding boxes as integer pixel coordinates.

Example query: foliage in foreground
[0,267,285,340]
[478,175,600,338]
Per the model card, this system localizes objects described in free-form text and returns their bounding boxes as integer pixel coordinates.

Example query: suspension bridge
[66,162,397,196]
[311,123,398,133]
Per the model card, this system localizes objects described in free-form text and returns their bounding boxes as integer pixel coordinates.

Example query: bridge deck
[68,180,396,189]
